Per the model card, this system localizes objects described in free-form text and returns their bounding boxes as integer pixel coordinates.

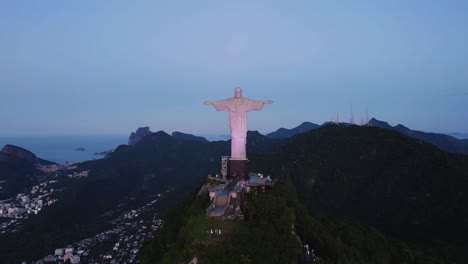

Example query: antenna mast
[365,106,370,126]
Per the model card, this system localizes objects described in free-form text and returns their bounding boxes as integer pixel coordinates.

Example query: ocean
[0,135,128,165]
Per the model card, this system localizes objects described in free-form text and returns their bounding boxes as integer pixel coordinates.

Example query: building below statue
[204,171,275,220]
[228,159,248,179]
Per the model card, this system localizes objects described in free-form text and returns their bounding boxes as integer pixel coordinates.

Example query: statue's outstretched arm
[204,99,232,111]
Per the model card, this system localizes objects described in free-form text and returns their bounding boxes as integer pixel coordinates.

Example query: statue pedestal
[228,159,248,179]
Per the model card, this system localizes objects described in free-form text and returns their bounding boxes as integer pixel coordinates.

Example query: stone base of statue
[228,159,248,179]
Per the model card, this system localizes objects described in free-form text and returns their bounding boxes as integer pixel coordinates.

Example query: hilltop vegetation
[141,180,466,264]
[140,182,300,264]
[142,124,468,263]
[279,125,468,243]
[0,161,38,200]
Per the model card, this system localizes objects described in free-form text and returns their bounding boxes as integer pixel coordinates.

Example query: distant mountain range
[203,134,231,141]
[368,118,468,155]
[267,122,321,138]
[449,132,468,139]
[129,127,211,144]
[267,118,468,155]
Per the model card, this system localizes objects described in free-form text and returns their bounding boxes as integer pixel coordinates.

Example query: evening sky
[1,1,467,136]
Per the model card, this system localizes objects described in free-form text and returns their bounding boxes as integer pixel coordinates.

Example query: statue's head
[235,87,242,98]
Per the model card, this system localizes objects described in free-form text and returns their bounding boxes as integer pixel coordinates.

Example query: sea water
[0,135,128,165]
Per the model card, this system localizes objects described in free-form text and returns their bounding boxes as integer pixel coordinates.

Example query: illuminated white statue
[204,87,272,160]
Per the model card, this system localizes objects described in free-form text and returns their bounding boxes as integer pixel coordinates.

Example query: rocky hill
[0,144,55,166]
[128,127,153,145]
[0,145,55,200]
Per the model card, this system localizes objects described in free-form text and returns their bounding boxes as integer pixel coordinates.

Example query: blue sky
[1,1,467,136]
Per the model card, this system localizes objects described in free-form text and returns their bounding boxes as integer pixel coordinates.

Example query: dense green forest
[280,125,468,243]
[0,161,38,200]
[141,125,468,263]
[141,180,467,263]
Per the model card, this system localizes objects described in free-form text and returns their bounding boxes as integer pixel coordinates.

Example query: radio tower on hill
[350,104,355,125]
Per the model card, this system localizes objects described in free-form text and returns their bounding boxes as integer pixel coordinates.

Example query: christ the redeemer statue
[204,87,272,160]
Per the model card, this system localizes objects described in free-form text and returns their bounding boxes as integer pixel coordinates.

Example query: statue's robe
[211,97,266,160]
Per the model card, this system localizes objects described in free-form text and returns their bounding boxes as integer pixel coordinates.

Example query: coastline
[0,135,127,164]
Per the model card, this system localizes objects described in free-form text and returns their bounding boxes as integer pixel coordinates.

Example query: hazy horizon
[0,117,467,138]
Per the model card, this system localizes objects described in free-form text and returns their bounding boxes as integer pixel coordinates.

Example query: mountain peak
[267,122,320,138]
[128,127,153,145]
[0,144,40,164]
[0,144,55,165]
[368,117,392,129]
[152,130,172,139]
